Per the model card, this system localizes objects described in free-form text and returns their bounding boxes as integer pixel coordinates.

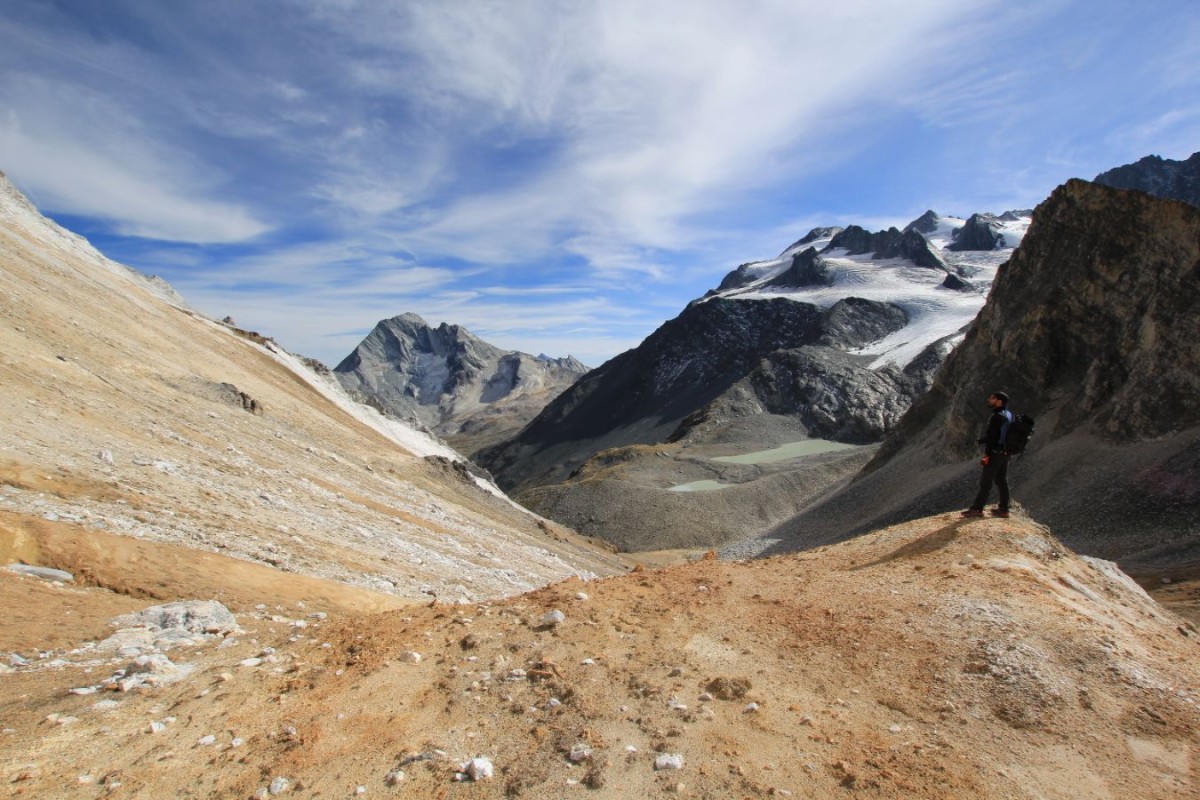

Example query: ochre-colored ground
[2,512,1197,799]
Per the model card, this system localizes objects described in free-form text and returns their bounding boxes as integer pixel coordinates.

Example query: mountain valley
[1,153,1199,798]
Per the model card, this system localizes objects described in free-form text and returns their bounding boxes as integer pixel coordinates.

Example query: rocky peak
[1094,151,1200,207]
[946,213,1003,251]
[903,209,940,234]
[823,225,948,270]
[781,225,845,254]
[764,247,834,289]
[334,314,587,457]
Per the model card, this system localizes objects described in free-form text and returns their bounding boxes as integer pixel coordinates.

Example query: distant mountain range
[334,313,587,457]
[478,208,1032,498]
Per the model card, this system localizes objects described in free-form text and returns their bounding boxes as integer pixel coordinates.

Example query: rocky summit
[335,313,587,459]
[1094,150,1200,207]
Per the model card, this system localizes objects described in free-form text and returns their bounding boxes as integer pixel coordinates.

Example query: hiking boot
[990,509,1011,518]
[960,509,984,518]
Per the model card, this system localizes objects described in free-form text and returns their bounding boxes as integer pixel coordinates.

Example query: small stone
[92,700,120,711]
[355,786,366,795]
[148,721,166,734]
[239,657,264,668]
[889,724,903,734]
[744,702,759,713]
[197,735,216,746]
[400,651,422,664]
[540,610,566,627]
[698,692,714,702]
[569,743,593,763]
[384,770,405,786]
[268,776,290,795]
[70,687,98,695]
[655,753,685,771]
[576,592,589,601]
[581,658,595,666]
[464,757,494,781]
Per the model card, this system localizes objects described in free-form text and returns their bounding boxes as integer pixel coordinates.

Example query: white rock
[744,702,759,713]
[239,657,264,668]
[540,610,565,627]
[268,776,290,795]
[400,651,422,664]
[148,721,166,734]
[569,743,593,762]
[69,687,98,695]
[197,735,216,746]
[575,592,589,601]
[655,753,685,771]
[8,564,75,582]
[92,700,120,711]
[384,770,405,786]
[464,757,494,781]
[889,724,903,734]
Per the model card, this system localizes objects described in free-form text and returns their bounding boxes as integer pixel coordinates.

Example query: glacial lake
[668,480,731,493]
[710,439,859,465]
[668,440,863,491]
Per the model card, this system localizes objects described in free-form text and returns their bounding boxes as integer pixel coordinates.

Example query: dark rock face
[478,296,908,492]
[715,262,766,292]
[823,225,948,269]
[744,347,924,442]
[916,180,1200,451]
[334,313,586,456]
[1094,151,1200,207]
[771,180,1200,569]
[947,213,1003,251]
[941,272,973,291]
[764,248,834,289]
[904,210,940,234]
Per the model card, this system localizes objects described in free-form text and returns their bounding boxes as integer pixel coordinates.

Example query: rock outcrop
[946,213,1004,251]
[823,225,949,269]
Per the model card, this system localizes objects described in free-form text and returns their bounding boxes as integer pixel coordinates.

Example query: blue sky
[2,1,1197,368]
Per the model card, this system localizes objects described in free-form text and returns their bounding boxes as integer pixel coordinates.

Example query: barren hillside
[2,513,1197,798]
[0,172,626,605]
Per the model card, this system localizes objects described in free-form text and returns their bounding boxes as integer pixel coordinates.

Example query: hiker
[962,391,1013,518]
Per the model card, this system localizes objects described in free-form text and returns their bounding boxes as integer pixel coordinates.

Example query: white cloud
[0,78,270,244]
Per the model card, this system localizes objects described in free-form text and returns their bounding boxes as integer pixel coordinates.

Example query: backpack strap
[999,409,1014,450]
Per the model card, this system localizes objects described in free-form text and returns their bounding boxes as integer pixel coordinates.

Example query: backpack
[1002,413,1035,455]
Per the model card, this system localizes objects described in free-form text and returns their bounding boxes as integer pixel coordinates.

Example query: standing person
[962,391,1014,518]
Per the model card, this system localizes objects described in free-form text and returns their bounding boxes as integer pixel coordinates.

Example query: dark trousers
[970,453,1010,511]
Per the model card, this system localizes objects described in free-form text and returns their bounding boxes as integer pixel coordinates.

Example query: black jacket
[979,408,1014,455]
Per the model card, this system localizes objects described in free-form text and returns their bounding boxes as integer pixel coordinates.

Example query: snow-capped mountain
[480,208,1031,496]
[334,313,588,457]
[704,210,1031,370]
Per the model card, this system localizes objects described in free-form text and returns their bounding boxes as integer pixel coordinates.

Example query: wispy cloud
[1,0,1198,367]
